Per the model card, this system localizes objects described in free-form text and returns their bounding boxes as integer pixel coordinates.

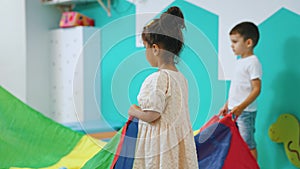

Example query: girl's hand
[128,104,141,117]
[128,104,161,123]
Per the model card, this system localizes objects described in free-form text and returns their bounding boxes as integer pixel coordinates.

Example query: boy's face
[230,33,252,57]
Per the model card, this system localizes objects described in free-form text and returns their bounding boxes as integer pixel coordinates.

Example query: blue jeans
[236,111,257,150]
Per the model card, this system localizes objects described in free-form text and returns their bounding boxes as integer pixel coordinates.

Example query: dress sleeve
[138,71,170,113]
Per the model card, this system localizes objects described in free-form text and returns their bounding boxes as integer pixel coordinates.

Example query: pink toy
[59,11,95,28]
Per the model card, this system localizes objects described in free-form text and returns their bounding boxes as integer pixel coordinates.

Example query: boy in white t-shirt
[219,21,262,160]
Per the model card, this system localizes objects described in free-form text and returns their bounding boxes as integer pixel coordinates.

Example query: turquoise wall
[256,8,300,169]
[76,1,300,169]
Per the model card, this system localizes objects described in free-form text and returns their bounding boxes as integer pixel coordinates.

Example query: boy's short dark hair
[230,22,260,48]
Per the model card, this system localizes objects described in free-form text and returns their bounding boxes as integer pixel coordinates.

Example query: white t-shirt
[228,55,262,111]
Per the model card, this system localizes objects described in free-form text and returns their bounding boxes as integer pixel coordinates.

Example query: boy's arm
[231,78,261,116]
[128,104,161,123]
[219,101,228,116]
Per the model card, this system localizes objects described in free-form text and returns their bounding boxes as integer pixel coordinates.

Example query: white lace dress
[132,69,198,169]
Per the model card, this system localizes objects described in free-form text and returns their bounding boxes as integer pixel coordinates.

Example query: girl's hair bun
[159,6,185,32]
[142,6,185,57]
[166,6,185,29]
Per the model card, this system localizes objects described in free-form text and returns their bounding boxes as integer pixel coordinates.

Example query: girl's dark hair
[142,6,185,58]
[230,21,260,48]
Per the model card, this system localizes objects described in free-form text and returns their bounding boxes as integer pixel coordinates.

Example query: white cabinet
[49,27,101,125]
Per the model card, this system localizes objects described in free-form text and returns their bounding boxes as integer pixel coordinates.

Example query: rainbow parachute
[0,86,259,169]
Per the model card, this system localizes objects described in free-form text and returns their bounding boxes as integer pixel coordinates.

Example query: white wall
[0,0,27,101]
[25,0,61,116]
[0,0,61,116]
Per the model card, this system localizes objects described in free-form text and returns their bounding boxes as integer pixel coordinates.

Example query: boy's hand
[219,104,228,116]
[230,105,244,116]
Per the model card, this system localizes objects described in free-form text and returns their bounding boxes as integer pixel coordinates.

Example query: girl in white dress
[128,6,198,169]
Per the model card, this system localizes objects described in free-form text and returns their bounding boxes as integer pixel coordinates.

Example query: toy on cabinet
[59,11,95,28]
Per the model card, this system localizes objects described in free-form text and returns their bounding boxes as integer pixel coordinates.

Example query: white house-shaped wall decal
[127,0,174,47]
[128,0,300,80]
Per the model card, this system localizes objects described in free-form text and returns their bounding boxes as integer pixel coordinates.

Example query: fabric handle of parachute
[110,116,134,169]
